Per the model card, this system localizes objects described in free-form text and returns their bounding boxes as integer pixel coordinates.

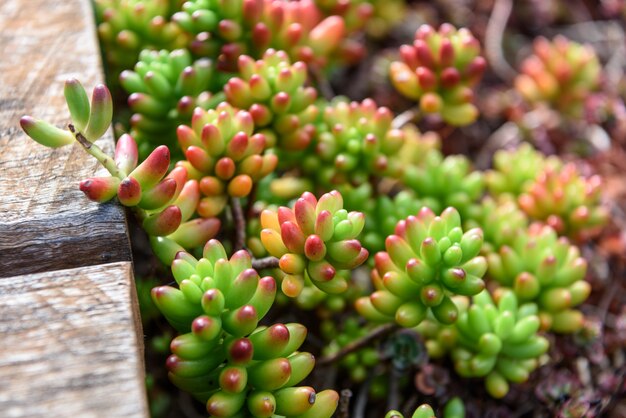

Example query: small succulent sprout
[451,290,549,398]
[225,49,319,152]
[23,80,203,241]
[389,23,486,126]
[94,0,186,74]
[485,144,561,198]
[515,36,601,118]
[487,223,591,333]
[356,207,487,328]
[177,102,278,217]
[304,98,405,187]
[120,48,225,158]
[403,150,484,220]
[260,190,369,297]
[172,0,356,71]
[518,163,608,240]
[465,196,529,253]
[152,240,275,332]
[21,80,113,148]
[321,317,381,383]
[151,239,336,417]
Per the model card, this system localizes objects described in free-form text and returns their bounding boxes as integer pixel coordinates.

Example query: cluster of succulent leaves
[356,207,487,328]
[486,144,608,240]
[120,48,226,157]
[389,23,486,126]
[514,36,601,119]
[261,190,369,297]
[154,240,338,417]
[18,1,615,416]
[416,290,549,398]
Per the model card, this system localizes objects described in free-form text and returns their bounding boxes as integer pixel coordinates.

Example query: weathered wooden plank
[0,262,148,418]
[0,0,132,275]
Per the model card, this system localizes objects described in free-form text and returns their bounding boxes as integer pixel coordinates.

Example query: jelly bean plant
[18,0,626,416]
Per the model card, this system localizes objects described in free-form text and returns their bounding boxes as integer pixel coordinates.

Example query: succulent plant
[515,36,601,118]
[172,0,357,71]
[485,144,560,198]
[301,98,405,187]
[119,48,225,157]
[152,240,339,417]
[260,190,369,297]
[403,150,484,220]
[389,24,486,125]
[518,163,608,240]
[450,290,549,398]
[20,79,226,261]
[18,1,619,411]
[487,223,590,333]
[225,49,319,153]
[356,207,487,327]
[81,133,223,247]
[94,0,187,74]
[485,144,607,239]
[176,102,278,217]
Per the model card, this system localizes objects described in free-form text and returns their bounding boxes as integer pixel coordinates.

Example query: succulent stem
[391,107,421,129]
[484,0,516,82]
[252,256,280,270]
[231,197,246,252]
[69,124,125,179]
[317,323,398,366]
[309,65,334,100]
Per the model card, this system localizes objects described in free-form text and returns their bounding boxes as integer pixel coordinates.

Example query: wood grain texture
[0,262,148,418]
[0,0,131,276]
